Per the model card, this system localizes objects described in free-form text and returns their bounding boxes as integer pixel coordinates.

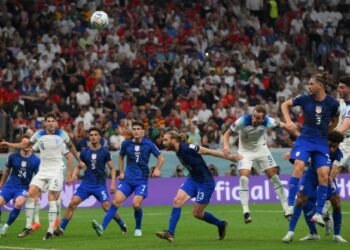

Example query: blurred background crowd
[1,0,350,155]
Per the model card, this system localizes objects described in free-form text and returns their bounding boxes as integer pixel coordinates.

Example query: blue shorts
[299,173,317,198]
[0,186,27,203]
[180,177,215,205]
[291,137,331,168]
[118,180,148,198]
[299,175,339,200]
[74,183,109,203]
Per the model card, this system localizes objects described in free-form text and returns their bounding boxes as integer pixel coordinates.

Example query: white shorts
[30,172,64,192]
[238,147,276,172]
[339,137,350,166]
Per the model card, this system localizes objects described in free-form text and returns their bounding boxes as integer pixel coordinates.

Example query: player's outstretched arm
[279,121,300,137]
[152,154,165,177]
[107,160,116,194]
[198,146,242,161]
[0,167,10,189]
[0,140,31,149]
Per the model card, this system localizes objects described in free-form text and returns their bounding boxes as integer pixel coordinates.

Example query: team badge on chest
[91,153,97,160]
[315,105,322,114]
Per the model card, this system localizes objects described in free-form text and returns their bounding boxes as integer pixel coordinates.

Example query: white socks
[239,176,250,214]
[25,198,35,229]
[48,201,57,234]
[56,198,61,220]
[322,200,331,215]
[34,199,40,224]
[270,175,288,212]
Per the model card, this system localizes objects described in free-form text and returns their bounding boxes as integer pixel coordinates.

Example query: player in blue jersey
[281,72,339,225]
[53,127,127,236]
[0,113,78,240]
[92,120,164,237]
[282,130,347,243]
[156,131,242,243]
[0,135,40,236]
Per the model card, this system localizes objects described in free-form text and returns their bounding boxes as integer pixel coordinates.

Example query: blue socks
[61,218,69,230]
[7,208,21,226]
[114,216,125,228]
[302,200,317,234]
[168,207,181,235]
[200,211,223,227]
[289,205,302,232]
[316,185,328,214]
[333,210,342,235]
[134,208,143,230]
[102,204,118,230]
[288,177,300,206]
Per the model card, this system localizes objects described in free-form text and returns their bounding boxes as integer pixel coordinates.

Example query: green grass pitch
[0,202,349,250]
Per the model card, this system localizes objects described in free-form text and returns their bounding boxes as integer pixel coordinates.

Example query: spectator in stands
[208,164,219,176]
[225,164,237,176]
[172,165,186,177]
[109,128,125,151]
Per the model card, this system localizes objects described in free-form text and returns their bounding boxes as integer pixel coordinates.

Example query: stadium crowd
[1,0,350,152]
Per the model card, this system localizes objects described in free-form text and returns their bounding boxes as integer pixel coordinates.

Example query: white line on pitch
[0,246,58,250]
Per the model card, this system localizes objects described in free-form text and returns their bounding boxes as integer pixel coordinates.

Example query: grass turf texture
[0,202,349,250]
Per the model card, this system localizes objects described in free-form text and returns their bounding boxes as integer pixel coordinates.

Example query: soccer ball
[90,11,109,29]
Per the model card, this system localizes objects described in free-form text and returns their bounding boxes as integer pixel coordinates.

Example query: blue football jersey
[80,146,112,186]
[120,138,161,181]
[177,142,213,183]
[292,95,339,140]
[4,152,40,188]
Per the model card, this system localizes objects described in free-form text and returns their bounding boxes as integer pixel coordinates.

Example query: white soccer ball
[90,11,109,29]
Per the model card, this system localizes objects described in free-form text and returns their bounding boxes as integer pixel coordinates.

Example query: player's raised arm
[107,159,116,194]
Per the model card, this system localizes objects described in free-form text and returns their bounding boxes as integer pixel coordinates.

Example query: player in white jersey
[223,105,289,223]
[0,113,82,240]
[315,75,350,232]
[336,75,350,164]
[17,141,72,238]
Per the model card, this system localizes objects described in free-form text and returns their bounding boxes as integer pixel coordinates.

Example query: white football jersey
[30,129,70,175]
[337,99,350,137]
[230,114,279,152]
